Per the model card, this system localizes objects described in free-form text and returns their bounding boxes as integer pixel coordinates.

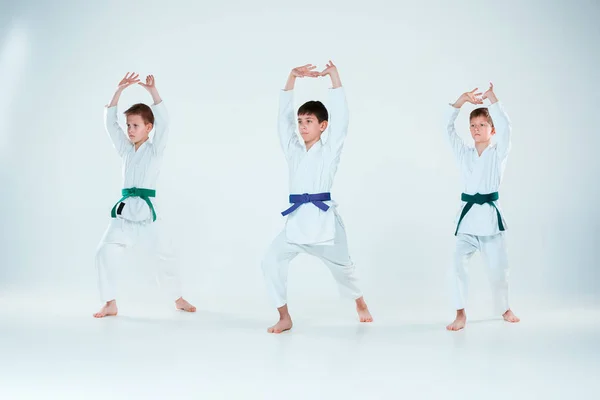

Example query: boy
[445,83,520,331]
[262,61,373,333]
[93,72,196,318]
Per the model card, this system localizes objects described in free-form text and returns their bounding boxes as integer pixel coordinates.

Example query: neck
[304,137,320,151]
[134,136,149,151]
[475,140,491,156]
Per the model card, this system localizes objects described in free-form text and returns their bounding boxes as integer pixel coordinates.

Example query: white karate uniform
[262,87,363,308]
[96,101,182,302]
[446,101,512,313]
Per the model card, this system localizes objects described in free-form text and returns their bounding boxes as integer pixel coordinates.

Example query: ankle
[456,309,466,318]
[355,297,367,309]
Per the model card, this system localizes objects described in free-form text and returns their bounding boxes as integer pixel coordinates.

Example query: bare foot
[267,317,293,334]
[355,296,373,322]
[175,297,196,312]
[503,309,520,323]
[267,304,293,334]
[446,309,466,331]
[93,300,118,318]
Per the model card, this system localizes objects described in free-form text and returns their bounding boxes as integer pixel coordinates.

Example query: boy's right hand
[290,64,320,78]
[117,72,141,91]
[452,88,483,108]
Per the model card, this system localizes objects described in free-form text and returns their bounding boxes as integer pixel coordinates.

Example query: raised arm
[105,72,139,156]
[279,65,320,155]
[319,61,348,152]
[447,88,484,162]
[139,75,169,154]
[482,82,512,160]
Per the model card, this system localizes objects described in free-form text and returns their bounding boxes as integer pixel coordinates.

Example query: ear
[145,122,154,133]
[491,126,496,136]
[320,120,328,132]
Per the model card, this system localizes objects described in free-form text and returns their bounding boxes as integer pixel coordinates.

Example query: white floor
[1,287,599,400]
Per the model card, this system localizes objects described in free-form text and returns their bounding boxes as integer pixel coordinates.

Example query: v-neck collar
[474,143,493,158]
[134,139,149,153]
[303,137,324,153]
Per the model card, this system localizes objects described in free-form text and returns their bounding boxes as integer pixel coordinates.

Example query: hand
[117,72,140,91]
[138,75,156,92]
[319,60,338,77]
[482,82,498,103]
[290,64,320,78]
[453,88,483,108]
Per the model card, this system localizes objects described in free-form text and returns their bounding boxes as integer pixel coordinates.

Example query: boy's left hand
[482,82,498,103]
[139,75,156,91]
[319,60,338,77]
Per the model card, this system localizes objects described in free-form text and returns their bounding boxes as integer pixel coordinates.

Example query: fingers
[296,64,316,71]
[467,93,483,104]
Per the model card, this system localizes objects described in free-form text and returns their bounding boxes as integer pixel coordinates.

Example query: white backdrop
[1,0,598,314]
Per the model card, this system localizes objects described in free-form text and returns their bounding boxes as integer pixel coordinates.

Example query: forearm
[451,97,465,108]
[148,87,162,105]
[284,73,296,91]
[108,89,123,108]
[328,71,342,89]
[486,92,498,105]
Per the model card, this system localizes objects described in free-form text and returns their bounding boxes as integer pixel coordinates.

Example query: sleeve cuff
[446,104,460,119]
[487,101,504,117]
[105,105,118,118]
[151,100,166,111]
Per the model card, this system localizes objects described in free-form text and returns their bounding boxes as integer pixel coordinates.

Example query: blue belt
[281,192,331,216]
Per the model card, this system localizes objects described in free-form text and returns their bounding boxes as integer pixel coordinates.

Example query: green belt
[110,187,157,222]
[455,192,505,236]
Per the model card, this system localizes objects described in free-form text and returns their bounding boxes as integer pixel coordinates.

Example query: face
[298,113,328,145]
[469,116,495,143]
[126,114,153,145]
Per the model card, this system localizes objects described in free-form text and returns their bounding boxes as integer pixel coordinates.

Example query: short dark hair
[124,103,154,125]
[469,107,494,127]
[298,101,328,123]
